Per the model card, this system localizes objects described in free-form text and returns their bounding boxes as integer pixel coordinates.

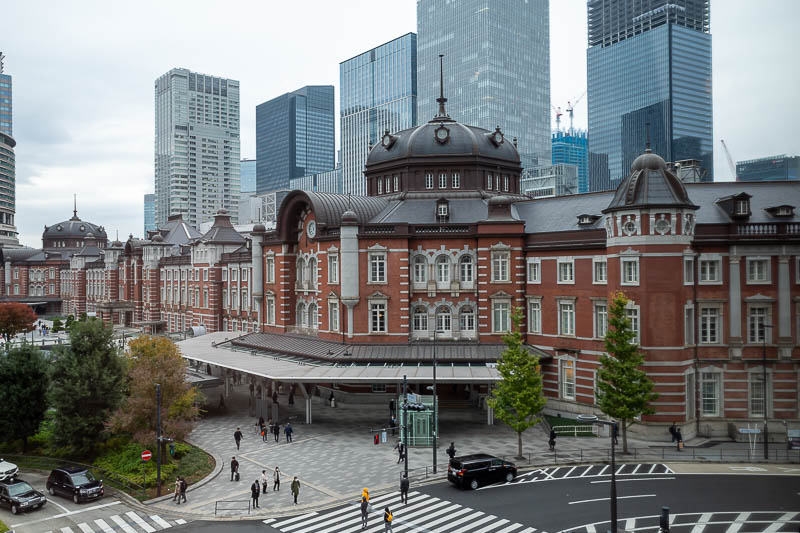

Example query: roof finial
[435,54,450,119]
[70,194,80,221]
[645,122,652,153]
[347,191,352,211]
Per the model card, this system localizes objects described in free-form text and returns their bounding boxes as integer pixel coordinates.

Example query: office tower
[154,68,241,227]
[340,33,417,196]
[552,130,589,193]
[587,0,713,191]
[290,167,342,194]
[255,86,335,194]
[240,158,256,193]
[736,155,799,182]
[0,53,18,246]
[0,52,11,136]
[520,163,578,198]
[417,0,550,167]
[143,194,156,235]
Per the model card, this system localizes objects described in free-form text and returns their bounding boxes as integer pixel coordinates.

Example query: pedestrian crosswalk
[497,463,674,488]
[264,491,541,533]
[561,510,800,533]
[42,512,187,533]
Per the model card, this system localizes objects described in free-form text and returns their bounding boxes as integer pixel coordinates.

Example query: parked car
[46,467,104,503]
[0,459,18,482]
[447,453,516,489]
[0,479,47,514]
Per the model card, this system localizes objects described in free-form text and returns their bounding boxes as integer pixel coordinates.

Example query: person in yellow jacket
[384,506,393,533]
[362,487,369,502]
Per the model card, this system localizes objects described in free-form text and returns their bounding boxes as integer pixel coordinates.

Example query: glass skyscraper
[736,155,800,182]
[240,158,256,193]
[143,193,156,235]
[0,53,18,246]
[340,33,417,196]
[0,52,11,136]
[552,130,589,194]
[255,86,335,194]
[154,68,241,227]
[587,0,713,191]
[417,0,550,168]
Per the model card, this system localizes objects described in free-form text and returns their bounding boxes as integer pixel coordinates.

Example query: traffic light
[169,442,175,457]
[374,434,380,445]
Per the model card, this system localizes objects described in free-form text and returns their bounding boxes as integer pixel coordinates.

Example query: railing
[286,326,319,337]
[214,499,251,515]
[737,223,777,235]
[363,225,396,234]
[411,225,472,234]
[553,425,599,437]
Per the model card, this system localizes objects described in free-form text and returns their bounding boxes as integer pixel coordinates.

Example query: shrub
[94,442,176,489]
[52,318,63,332]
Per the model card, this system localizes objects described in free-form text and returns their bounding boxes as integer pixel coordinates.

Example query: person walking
[285,422,294,443]
[394,440,405,464]
[230,456,239,481]
[676,428,683,451]
[389,416,397,436]
[273,422,281,442]
[173,477,181,503]
[251,479,260,508]
[360,495,369,529]
[273,466,281,491]
[290,476,300,504]
[234,427,243,450]
[549,429,557,452]
[612,421,619,445]
[669,422,677,443]
[446,442,457,460]
[179,477,187,504]
[267,419,274,443]
[289,389,295,406]
[399,474,409,505]
[362,487,370,503]
[384,506,393,533]
[261,469,269,494]
[272,390,279,404]
[389,399,396,418]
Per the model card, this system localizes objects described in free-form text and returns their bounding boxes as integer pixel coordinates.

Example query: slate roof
[278,191,389,228]
[686,182,800,224]
[160,216,202,246]
[199,212,246,245]
[43,215,107,240]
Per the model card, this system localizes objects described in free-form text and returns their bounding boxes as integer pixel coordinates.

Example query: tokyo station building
[1,99,799,440]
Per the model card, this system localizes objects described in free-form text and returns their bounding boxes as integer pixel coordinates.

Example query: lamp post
[761,323,774,460]
[432,329,438,473]
[578,414,617,532]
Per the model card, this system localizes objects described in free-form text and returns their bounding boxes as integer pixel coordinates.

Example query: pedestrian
[173,477,181,503]
[251,479,260,508]
[272,390,279,404]
[612,421,619,445]
[261,469,269,494]
[360,495,369,529]
[179,477,187,504]
[234,427,243,450]
[329,391,335,406]
[230,456,239,481]
[549,429,557,452]
[384,506,393,533]
[389,416,397,436]
[676,428,683,451]
[273,466,281,491]
[399,474,409,505]
[289,390,295,406]
[362,487,370,502]
[285,422,294,443]
[267,418,274,442]
[260,417,268,442]
[291,476,300,504]
[389,398,395,417]
[394,440,405,464]
[669,422,677,443]
[219,393,225,409]
[446,442,457,460]
[273,422,281,442]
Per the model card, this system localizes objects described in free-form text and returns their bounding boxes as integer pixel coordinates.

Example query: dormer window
[436,199,449,221]
[735,199,750,215]
[577,214,601,226]
[765,205,795,217]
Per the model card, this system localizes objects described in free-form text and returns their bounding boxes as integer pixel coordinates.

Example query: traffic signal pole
[156,383,162,496]
[403,374,408,478]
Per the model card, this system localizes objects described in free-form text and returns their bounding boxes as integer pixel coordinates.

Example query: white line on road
[492,522,524,533]
[724,512,750,533]
[517,528,536,533]
[77,523,95,533]
[563,466,577,478]
[11,500,121,528]
[150,515,172,528]
[49,498,72,513]
[432,511,484,533]
[94,519,114,533]
[691,513,713,533]
[765,513,798,532]
[631,464,642,475]
[597,465,609,476]
[473,518,510,533]
[624,518,635,531]
[568,494,656,505]
[175,518,187,525]
[395,505,472,533]
[585,526,596,533]
[272,511,321,529]
[615,465,625,475]
[590,477,675,483]
[450,514,498,533]
[109,515,137,533]
[61,527,76,533]
[264,518,277,524]
[125,511,156,532]
[648,464,657,474]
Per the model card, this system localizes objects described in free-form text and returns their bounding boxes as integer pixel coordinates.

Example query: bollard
[659,506,670,532]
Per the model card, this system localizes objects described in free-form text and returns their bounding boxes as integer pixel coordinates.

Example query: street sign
[738,428,761,434]
[141,450,152,461]
[407,392,418,404]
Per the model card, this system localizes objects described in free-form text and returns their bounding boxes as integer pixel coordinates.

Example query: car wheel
[505,472,514,482]
[47,485,55,496]
[73,493,80,504]
[11,503,19,514]
[469,479,479,490]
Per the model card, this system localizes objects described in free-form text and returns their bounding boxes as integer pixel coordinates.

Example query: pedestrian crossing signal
[374,434,380,445]
[169,443,175,456]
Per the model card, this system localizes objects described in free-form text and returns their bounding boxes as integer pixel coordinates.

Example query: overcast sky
[3,0,798,248]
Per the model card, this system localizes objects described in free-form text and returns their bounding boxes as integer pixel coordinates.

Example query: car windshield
[8,482,34,497]
[70,472,96,485]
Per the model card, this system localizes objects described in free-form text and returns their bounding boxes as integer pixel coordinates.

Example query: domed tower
[42,201,108,253]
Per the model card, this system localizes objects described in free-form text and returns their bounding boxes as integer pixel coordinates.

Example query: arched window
[308,258,317,288]
[412,306,428,332]
[296,302,306,328]
[436,255,450,284]
[459,307,475,332]
[296,258,305,283]
[436,306,452,333]
[413,256,427,283]
[308,303,318,329]
[460,255,473,283]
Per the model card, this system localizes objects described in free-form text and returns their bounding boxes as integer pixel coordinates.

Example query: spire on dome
[435,54,450,120]
[70,194,80,221]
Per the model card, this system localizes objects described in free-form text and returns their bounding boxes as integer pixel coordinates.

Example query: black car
[46,467,104,503]
[0,479,47,514]
[447,454,517,489]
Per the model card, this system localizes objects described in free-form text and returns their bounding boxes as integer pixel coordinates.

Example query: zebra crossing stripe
[175,519,187,525]
[724,512,750,533]
[494,523,524,533]
[109,514,137,533]
[264,518,277,524]
[404,506,474,532]
[379,500,454,532]
[273,511,322,529]
[77,523,94,533]
[61,527,76,533]
[585,526,596,533]
[624,518,635,531]
[126,511,156,532]
[690,513,713,533]
[517,528,536,533]
[360,497,444,533]
[150,515,172,528]
[579,466,593,477]
[94,519,114,533]
[473,518,510,533]
[450,514,498,533]
[290,494,416,533]
[432,511,485,533]
[764,513,798,532]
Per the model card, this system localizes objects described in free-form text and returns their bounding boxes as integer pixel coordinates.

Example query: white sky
[3,0,798,248]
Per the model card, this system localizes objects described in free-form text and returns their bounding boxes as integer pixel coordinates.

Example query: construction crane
[720,139,736,180]
[566,90,586,132]
[551,105,563,131]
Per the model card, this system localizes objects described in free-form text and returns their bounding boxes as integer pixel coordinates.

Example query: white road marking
[10,500,121,528]
[492,522,524,533]
[615,465,625,475]
[597,465,609,476]
[392,503,465,532]
[264,518,277,524]
[691,513,713,533]
[568,494,656,505]
[472,518,509,533]
[764,513,798,532]
[342,495,440,533]
[543,468,558,480]
[450,514,498,533]
[125,511,156,532]
[724,512,750,533]
[631,464,642,475]
[77,524,95,533]
[109,514,137,533]
[563,466,577,478]
[150,515,172,528]
[93,519,114,533]
[432,511,485,532]
[591,477,675,483]
[273,511,322,529]
[401,506,474,532]
[175,519,187,525]
[61,528,76,533]
[49,499,72,513]
[648,464,657,474]
[579,466,593,477]
[517,528,536,533]
[624,518,635,531]
[585,526,596,533]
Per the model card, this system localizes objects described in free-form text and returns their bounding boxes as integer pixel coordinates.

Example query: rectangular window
[452,172,460,188]
[460,309,475,332]
[328,302,340,332]
[487,174,493,189]
[503,175,509,191]
[394,175,399,191]
[491,252,509,282]
[559,301,575,336]
[561,359,576,400]
[266,296,275,325]
[370,302,386,333]
[328,254,339,284]
[266,257,275,283]
[685,306,695,345]
[439,173,447,188]
[748,306,769,343]
[377,179,383,194]
[701,372,720,416]
[749,374,766,417]
[746,258,770,283]
[528,260,540,283]
[700,307,720,344]
[242,289,248,310]
[594,303,608,338]
[203,269,209,281]
[558,259,574,284]
[222,269,228,281]
[699,259,721,283]
[529,300,541,334]
[593,259,607,284]
[223,291,228,309]
[425,173,433,189]
[493,301,510,333]
[231,268,237,281]
[621,258,639,284]
[203,289,209,308]
[369,253,386,283]
[684,257,695,284]
[626,307,640,344]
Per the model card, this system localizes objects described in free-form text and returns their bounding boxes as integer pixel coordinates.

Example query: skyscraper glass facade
[255,86,335,194]
[143,194,156,235]
[240,158,256,193]
[0,132,18,246]
[552,130,589,193]
[587,0,713,191]
[340,33,417,196]
[736,155,800,182]
[154,68,241,227]
[0,73,11,136]
[417,0,550,167]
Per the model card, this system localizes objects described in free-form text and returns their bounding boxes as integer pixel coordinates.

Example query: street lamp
[578,414,617,533]
[432,328,439,473]
[761,323,774,460]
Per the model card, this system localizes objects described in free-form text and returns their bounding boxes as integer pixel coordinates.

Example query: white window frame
[491,251,510,283]
[436,306,452,334]
[625,304,640,345]
[528,299,541,334]
[452,172,460,189]
[503,175,509,192]
[557,258,575,284]
[459,307,476,334]
[621,257,640,286]
[560,358,576,400]
[748,371,769,418]
[459,255,473,283]
[698,255,722,284]
[592,257,607,284]
[222,269,228,281]
[747,304,772,344]
[487,174,493,190]
[370,301,387,333]
[684,303,695,345]
[413,255,427,284]
[699,305,722,344]
[439,172,447,189]
[412,307,429,333]
[683,256,695,285]
[436,255,450,284]
[492,300,511,333]
[558,299,576,336]
[328,254,339,284]
[593,301,608,339]
[527,258,541,284]
[746,257,770,284]
[394,175,399,191]
[425,173,433,189]
[266,295,276,325]
[266,256,275,283]
[368,252,387,284]
[377,179,383,194]
[700,370,721,417]
[328,301,340,332]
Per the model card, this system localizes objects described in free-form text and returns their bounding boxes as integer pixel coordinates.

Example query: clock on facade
[434,124,450,144]
[306,220,317,239]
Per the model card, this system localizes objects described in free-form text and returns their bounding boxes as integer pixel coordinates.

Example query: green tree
[0,302,37,342]
[597,291,658,453]
[49,319,127,458]
[488,309,547,459]
[110,336,202,450]
[0,344,49,452]
[51,318,63,333]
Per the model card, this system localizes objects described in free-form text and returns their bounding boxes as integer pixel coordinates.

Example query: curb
[142,438,224,506]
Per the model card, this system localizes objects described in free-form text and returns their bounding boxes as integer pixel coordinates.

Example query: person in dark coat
[251,479,260,508]
[285,422,294,443]
[272,390,279,404]
[234,427,243,450]
[179,477,187,503]
[273,422,281,442]
[389,399,396,417]
[230,456,239,481]
[291,476,300,504]
[399,473,409,504]
[676,428,683,451]
[612,421,619,445]
[446,442,457,460]
[394,440,405,464]
[669,422,677,442]
[361,495,369,529]
[273,467,281,491]
[549,429,557,451]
